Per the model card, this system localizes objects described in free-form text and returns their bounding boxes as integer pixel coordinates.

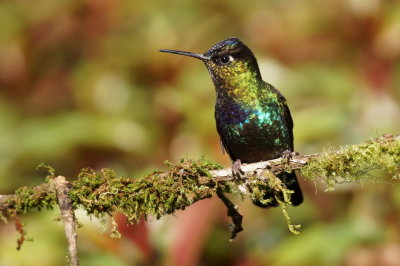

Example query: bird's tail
[252,171,303,208]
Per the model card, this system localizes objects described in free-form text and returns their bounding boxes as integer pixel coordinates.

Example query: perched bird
[160,38,303,207]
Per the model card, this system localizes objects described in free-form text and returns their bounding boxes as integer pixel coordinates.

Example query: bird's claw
[232,159,245,179]
[282,150,298,163]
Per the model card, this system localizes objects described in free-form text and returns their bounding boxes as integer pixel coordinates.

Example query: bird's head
[160,38,262,88]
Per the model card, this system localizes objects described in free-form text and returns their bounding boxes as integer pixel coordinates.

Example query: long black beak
[159,49,209,61]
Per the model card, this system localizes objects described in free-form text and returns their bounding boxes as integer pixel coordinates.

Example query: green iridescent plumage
[160,38,303,207]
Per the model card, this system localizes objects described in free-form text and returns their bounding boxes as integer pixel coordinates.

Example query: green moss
[244,169,300,233]
[69,158,224,224]
[3,136,398,238]
[4,185,57,218]
[36,163,56,182]
[0,165,58,229]
[279,198,301,235]
[302,135,400,190]
[0,158,300,236]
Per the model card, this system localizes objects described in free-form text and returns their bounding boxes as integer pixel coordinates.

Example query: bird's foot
[281,150,298,163]
[232,159,245,179]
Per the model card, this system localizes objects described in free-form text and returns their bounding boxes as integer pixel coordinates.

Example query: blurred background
[0,0,400,265]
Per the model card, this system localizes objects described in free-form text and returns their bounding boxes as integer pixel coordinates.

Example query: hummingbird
[160,38,303,207]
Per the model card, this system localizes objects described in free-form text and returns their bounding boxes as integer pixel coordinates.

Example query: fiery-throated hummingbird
[160,38,303,207]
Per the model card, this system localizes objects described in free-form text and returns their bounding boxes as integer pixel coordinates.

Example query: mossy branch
[0,134,399,246]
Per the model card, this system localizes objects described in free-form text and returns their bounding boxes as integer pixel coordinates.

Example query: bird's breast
[215,98,292,162]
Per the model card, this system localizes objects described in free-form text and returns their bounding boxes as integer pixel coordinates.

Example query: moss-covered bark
[1,134,399,239]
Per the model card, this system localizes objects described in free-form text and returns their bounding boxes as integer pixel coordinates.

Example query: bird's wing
[219,140,226,154]
[281,99,294,149]
[270,85,294,150]
[215,114,238,162]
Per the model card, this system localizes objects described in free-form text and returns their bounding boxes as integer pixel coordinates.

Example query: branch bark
[209,153,317,178]
[53,176,79,266]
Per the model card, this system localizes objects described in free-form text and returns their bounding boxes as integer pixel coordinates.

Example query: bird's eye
[219,55,233,65]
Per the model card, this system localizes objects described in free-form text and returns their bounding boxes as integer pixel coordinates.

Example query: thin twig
[53,176,79,266]
[14,217,26,250]
[217,189,243,240]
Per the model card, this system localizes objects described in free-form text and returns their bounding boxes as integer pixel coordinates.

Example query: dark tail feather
[284,172,303,206]
[252,172,303,208]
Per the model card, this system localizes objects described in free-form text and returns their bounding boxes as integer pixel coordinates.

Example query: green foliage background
[0,0,399,265]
